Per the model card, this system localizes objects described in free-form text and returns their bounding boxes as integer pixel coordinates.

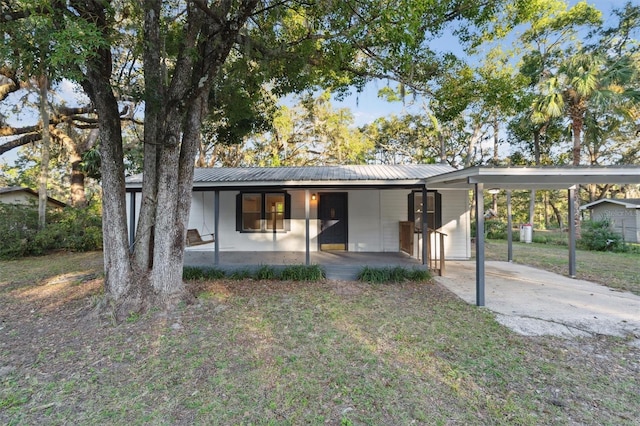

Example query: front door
[318,192,348,250]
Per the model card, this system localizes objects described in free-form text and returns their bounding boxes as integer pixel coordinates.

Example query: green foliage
[0,204,39,259]
[228,269,254,280]
[182,265,325,281]
[358,266,431,283]
[362,113,441,164]
[0,204,102,259]
[280,265,325,281]
[472,220,513,241]
[255,265,277,280]
[0,0,107,83]
[579,220,622,252]
[182,267,225,281]
[485,220,507,240]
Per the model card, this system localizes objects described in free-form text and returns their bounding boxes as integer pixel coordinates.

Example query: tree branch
[0,132,40,154]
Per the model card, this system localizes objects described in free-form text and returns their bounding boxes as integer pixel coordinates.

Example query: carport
[425,166,640,307]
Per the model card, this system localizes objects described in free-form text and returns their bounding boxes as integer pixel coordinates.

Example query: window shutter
[435,192,442,229]
[285,192,291,231]
[236,193,242,231]
[408,192,414,222]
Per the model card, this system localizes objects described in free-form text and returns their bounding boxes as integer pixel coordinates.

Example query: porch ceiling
[425,166,640,190]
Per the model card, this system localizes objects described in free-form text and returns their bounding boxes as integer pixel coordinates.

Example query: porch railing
[426,228,447,276]
[399,222,447,276]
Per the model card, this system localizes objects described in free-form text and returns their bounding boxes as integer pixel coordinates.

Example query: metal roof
[0,186,30,194]
[580,198,640,210]
[125,164,640,190]
[126,164,456,188]
[425,166,640,190]
[0,186,67,207]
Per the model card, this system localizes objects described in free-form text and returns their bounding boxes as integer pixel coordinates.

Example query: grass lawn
[483,239,640,296]
[1,251,639,425]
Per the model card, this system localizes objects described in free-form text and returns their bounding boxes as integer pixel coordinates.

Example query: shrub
[579,220,622,252]
[183,266,226,281]
[0,204,103,259]
[358,266,431,283]
[485,220,507,240]
[0,204,36,259]
[405,268,432,282]
[280,264,325,281]
[255,265,277,280]
[228,269,253,280]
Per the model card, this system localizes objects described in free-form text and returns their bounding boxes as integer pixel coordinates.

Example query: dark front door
[318,192,348,250]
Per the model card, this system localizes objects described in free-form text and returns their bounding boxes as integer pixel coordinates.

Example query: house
[125,165,472,266]
[0,186,67,209]
[580,198,640,243]
[125,164,640,306]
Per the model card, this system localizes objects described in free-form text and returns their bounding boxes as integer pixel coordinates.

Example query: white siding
[381,190,408,252]
[188,191,216,237]
[213,190,320,252]
[127,187,472,256]
[348,190,382,251]
[591,204,640,243]
[412,190,471,260]
[439,190,471,259]
[0,192,34,205]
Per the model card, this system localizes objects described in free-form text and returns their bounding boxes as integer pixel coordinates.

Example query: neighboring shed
[0,186,67,209]
[580,198,640,243]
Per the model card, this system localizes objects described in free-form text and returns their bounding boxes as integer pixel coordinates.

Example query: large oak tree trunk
[76,0,135,313]
[75,0,256,317]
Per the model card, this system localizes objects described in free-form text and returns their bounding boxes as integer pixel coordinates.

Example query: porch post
[506,189,513,262]
[421,185,428,267]
[475,183,485,307]
[214,190,220,266]
[568,186,576,278]
[129,191,136,252]
[305,189,310,265]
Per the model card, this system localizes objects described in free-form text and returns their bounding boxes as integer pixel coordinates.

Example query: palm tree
[561,53,606,166]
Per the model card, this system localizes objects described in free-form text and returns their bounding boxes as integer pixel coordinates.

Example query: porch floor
[184,248,423,280]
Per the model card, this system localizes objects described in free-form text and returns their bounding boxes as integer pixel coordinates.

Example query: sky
[0,0,633,167]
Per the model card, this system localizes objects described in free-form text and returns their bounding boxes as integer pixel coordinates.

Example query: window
[236,192,291,232]
[265,194,285,230]
[408,190,441,232]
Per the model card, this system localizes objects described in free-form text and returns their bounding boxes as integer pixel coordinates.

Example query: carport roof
[425,166,640,190]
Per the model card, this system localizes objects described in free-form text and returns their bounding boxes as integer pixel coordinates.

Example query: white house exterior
[125,165,471,261]
[0,187,66,209]
[581,198,640,243]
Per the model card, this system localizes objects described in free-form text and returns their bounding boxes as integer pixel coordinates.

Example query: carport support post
[214,190,220,266]
[507,189,513,262]
[475,183,485,306]
[305,189,310,266]
[568,186,576,278]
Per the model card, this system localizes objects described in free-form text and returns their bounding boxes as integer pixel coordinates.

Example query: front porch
[184,249,422,280]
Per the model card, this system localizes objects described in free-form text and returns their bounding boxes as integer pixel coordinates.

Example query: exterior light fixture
[487,188,501,195]
[311,193,316,201]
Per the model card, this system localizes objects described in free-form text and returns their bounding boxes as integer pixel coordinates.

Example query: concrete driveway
[435,261,640,344]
